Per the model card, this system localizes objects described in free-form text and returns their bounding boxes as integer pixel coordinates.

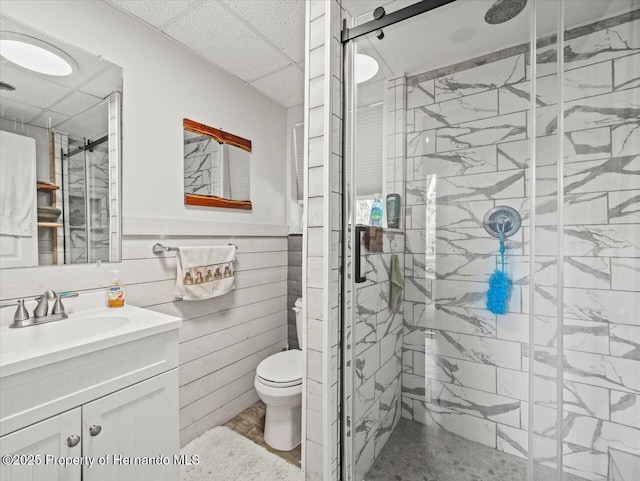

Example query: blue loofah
[487,269,511,315]
[486,228,511,315]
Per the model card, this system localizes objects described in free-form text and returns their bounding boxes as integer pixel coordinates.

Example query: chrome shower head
[485,0,527,25]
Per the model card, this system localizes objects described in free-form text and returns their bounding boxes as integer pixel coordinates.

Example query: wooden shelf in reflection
[36,182,60,191]
[37,222,63,228]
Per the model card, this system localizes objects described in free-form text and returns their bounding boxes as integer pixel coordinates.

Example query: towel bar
[152,242,237,255]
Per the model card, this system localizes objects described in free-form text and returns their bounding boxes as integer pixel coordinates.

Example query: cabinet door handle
[89,425,102,437]
[67,435,81,447]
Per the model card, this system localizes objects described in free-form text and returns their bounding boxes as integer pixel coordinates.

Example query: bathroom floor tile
[365,418,589,481]
[225,402,302,468]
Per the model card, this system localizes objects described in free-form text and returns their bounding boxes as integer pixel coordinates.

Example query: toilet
[254,297,303,451]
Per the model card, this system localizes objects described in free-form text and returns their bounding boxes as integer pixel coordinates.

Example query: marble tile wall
[183,136,219,196]
[353,232,404,479]
[349,74,408,480]
[386,77,407,212]
[63,139,110,265]
[288,234,302,349]
[401,12,639,481]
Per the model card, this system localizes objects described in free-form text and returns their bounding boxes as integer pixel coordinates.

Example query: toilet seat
[256,377,302,388]
[256,350,302,388]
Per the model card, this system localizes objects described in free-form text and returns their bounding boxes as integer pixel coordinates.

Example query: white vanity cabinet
[0,303,182,481]
[82,370,179,481]
[1,370,178,481]
[0,408,81,481]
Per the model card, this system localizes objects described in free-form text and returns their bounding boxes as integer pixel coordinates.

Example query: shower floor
[365,418,588,481]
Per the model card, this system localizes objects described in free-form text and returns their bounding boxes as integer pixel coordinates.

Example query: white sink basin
[0,313,130,357]
[0,295,182,377]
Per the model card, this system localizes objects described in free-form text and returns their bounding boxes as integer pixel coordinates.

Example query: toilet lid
[257,349,302,386]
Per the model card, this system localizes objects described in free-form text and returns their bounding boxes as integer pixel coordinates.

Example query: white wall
[0,0,290,445]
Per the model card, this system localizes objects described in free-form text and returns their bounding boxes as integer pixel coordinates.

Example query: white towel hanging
[0,131,36,236]
[173,245,237,301]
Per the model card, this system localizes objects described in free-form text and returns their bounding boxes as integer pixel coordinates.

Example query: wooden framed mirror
[183,118,252,210]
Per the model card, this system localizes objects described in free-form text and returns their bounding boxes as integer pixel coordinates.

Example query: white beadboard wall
[0,233,288,446]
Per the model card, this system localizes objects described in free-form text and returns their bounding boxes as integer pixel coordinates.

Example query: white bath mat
[180,426,301,481]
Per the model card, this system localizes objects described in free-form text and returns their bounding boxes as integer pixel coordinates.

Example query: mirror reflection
[183,118,252,210]
[0,14,123,269]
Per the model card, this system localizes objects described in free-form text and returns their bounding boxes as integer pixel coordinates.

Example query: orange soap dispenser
[107,270,126,308]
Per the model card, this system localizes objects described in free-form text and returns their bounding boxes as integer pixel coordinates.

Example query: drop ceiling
[4,0,634,121]
[107,0,306,109]
[108,0,637,112]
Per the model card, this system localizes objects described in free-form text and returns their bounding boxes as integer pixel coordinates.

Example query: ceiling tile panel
[55,104,108,139]
[222,0,305,64]
[31,110,70,130]
[50,91,104,118]
[81,65,124,98]
[163,1,291,82]
[108,0,198,28]
[55,49,114,90]
[0,98,43,124]
[249,64,304,108]
[0,65,70,109]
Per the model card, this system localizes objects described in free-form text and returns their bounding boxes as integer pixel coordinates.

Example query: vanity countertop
[0,294,182,378]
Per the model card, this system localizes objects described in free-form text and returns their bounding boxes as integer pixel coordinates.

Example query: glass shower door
[343,0,640,481]
[64,135,110,264]
[343,0,544,476]
[343,1,640,480]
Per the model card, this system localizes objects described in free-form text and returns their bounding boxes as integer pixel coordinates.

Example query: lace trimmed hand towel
[173,246,236,301]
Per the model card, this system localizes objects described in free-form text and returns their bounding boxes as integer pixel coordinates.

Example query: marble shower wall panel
[401,11,640,481]
[353,232,404,478]
[87,149,110,262]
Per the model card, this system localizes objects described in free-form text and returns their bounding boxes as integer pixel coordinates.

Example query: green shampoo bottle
[386,194,401,228]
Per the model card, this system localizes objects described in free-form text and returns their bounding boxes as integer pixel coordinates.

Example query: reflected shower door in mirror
[183,118,252,210]
[0,13,122,269]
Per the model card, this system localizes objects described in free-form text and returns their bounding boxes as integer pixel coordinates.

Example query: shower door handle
[355,226,367,284]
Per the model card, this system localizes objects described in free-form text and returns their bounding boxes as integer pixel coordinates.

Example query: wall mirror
[0,14,123,269]
[183,118,252,210]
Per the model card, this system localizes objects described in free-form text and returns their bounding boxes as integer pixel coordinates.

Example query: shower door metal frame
[340,0,457,44]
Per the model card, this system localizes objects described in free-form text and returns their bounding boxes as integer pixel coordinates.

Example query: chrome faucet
[6,291,77,329]
[1,300,32,328]
[34,290,57,318]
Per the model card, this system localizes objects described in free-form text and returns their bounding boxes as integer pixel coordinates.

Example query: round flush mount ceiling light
[355,54,378,83]
[0,34,75,76]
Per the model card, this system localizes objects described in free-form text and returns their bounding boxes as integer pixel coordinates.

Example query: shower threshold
[364,418,589,481]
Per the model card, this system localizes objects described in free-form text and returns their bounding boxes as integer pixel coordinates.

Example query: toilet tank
[293,298,303,350]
